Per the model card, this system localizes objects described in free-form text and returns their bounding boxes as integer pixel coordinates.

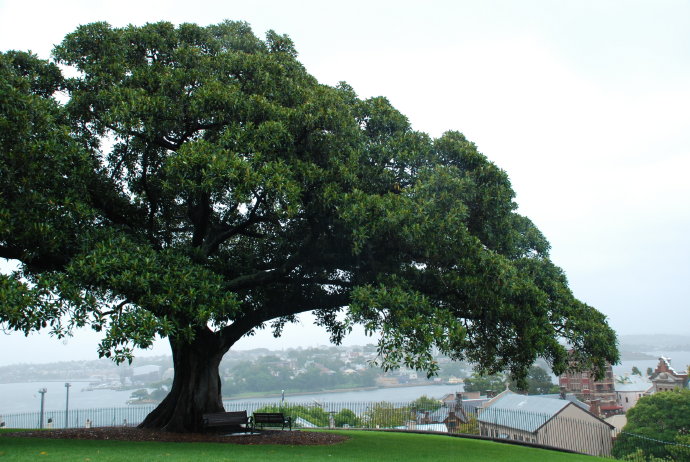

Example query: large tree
[612,389,690,460]
[0,21,618,432]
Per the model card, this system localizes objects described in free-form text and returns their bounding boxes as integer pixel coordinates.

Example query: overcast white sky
[1,0,688,366]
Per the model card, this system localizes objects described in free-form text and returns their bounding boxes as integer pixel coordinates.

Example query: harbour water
[613,351,690,377]
[0,381,134,414]
[0,382,465,416]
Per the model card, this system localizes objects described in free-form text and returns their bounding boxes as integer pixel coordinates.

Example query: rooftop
[477,392,572,433]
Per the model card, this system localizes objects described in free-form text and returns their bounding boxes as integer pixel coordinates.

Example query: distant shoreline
[620,351,658,360]
[223,381,460,400]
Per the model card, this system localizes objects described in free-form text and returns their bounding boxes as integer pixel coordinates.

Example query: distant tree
[255,404,330,427]
[438,361,467,379]
[457,414,480,435]
[130,389,150,400]
[411,395,442,412]
[0,21,618,432]
[463,372,507,394]
[647,367,654,377]
[150,387,169,401]
[631,366,642,376]
[364,402,411,428]
[333,408,361,428]
[464,365,557,395]
[612,389,690,460]
[518,365,559,395]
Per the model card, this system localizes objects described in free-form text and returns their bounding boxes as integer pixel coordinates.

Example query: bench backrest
[253,412,287,423]
[203,411,248,425]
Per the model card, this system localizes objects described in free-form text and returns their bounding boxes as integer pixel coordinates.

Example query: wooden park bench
[202,410,251,433]
[251,412,292,431]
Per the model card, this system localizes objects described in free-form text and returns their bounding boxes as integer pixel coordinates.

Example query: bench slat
[252,412,292,431]
[202,411,250,431]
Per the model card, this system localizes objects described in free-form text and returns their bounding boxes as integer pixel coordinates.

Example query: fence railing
[1,401,685,460]
[1,405,156,430]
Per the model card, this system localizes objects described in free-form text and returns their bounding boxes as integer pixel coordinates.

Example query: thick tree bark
[139,329,228,432]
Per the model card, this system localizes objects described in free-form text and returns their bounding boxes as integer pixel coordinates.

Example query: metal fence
[2,401,686,460]
[2,405,156,430]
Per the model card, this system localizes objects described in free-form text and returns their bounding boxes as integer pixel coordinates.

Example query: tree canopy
[462,366,557,395]
[612,389,690,460]
[0,20,618,432]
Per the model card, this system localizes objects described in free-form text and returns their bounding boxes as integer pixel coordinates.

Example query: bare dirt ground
[1,427,350,445]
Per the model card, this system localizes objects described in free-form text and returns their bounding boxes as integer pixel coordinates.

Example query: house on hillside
[650,357,689,392]
[478,392,614,457]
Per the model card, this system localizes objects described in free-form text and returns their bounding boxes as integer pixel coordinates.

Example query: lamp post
[38,388,47,429]
[64,383,71,428]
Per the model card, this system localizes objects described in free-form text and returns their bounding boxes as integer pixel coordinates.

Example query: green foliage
[410,395,442,412]
[333,408,361,428]
[254,404,331,427]
[463,365,557,395]
[612,389,690,460]
[364,402,412,428]
[632,366,642,376]
[458,414,480,435]
[129,389,149,400]
[515,365,559,394]
[463,372,508,394]
[224,355,377,395]
[1,20,618,429]
[620,449,675,461]
[149,387,169,401]
[669,434,690,461]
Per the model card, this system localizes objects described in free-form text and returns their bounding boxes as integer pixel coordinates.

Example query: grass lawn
[0,430,609,461]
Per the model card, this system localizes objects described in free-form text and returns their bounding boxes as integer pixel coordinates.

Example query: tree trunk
[139,329,227,432]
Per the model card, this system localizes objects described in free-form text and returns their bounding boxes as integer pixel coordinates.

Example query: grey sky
[1,0,688,365]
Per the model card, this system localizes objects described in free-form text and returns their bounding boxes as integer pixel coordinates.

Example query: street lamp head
[38,388,47,394]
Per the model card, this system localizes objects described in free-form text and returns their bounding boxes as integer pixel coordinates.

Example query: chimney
[589,398,601,417]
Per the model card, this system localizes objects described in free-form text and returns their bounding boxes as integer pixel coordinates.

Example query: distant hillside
[619,350,656,361]
[619,334,690,352]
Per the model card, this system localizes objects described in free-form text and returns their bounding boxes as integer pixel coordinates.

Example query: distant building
[477,391,614,457]
[614,375,652,412]
[558,361,622,417]
[650,357,689,392]
[410,393,471,433]
[440,391,480,407]
[375,376,399,387]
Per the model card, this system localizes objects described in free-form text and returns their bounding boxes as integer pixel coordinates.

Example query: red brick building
[558,362,622,417]
[650,357,689,392]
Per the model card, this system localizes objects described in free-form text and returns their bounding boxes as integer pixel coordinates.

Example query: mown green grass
[0,430,608,461]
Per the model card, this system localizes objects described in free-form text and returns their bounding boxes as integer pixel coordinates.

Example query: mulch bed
[1,427,349,446]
